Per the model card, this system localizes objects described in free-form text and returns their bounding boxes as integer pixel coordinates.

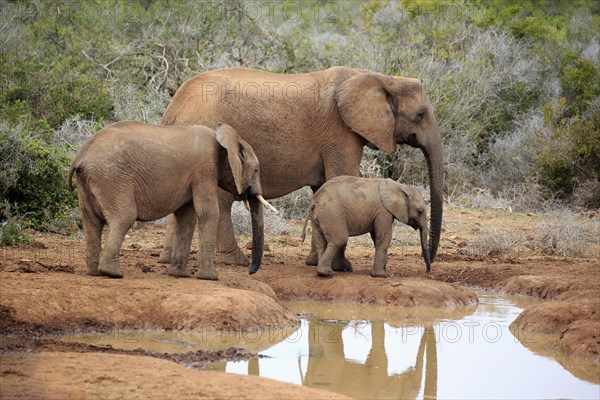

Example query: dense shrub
[1,0,599,240]
[0,124,78,232]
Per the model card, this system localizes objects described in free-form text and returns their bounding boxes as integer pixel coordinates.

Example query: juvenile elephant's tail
[300,204,314,243]
[67,161,80,191]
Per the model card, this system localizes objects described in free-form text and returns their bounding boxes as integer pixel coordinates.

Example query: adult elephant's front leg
[216,191,249,266]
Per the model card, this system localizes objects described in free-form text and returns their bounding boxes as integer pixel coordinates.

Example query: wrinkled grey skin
[301,176,431,278]
[68,122,264,280]
[158,66,443,269]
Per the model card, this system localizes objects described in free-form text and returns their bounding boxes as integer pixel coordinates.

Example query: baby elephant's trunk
[420,226,432,273]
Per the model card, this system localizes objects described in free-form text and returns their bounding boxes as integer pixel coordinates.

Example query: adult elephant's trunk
[247,196,264,274]
[420,224,431,273]
[422,142,443,263]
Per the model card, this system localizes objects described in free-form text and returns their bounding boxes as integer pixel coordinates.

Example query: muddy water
[63,292,599,399]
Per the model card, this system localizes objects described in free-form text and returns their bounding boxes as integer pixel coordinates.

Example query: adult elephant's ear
[216,123,243,195]
[378,179,409,223]
[336,73,396,154]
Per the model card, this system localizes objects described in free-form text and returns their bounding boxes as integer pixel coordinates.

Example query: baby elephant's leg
[370,223,393,278]
[316,221,348,277]
[332,244,352,272]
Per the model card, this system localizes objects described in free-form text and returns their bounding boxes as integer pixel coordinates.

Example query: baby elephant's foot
[196,267,219,281]
[316,266,334,277]
[98,262,123,278]
[332,257,353,272]
[167,265,191,278]
[370,269,390,278]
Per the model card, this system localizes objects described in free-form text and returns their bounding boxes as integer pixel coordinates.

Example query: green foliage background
[0,0,598,239]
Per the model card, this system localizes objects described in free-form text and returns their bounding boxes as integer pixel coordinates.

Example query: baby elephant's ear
[215,123,243,195]
[378,179,409,223]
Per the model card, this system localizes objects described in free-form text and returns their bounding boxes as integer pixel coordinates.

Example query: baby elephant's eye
[417,206,425,214]
[416,111,425,122]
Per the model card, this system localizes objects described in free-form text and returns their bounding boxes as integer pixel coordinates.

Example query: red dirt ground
[1,206,598,398]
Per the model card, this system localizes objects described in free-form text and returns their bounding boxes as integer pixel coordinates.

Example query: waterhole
[63,291,599,399]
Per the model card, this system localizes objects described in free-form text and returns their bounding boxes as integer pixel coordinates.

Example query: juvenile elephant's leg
[98,217,135,278]
[216,192,249,266]
[370,225,393,278]
[195,198,220,280]
[167,204,196,277]
[81,209,104,276]
[332,244,353,272]
[158,214,177,264]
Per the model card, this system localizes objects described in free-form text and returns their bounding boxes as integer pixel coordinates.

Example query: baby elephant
[69,121,275,280]
[301,176,431,278]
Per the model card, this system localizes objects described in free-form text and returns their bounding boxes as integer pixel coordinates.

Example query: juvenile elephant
[301,176,431,278]
[159,67,443,268]
[68,122,274,280]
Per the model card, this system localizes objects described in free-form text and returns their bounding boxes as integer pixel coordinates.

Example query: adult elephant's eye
[416,111,425,122]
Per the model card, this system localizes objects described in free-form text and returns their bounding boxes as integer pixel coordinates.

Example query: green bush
[0,201,31,246]
[559,53,600,116]
[0,126,78,232]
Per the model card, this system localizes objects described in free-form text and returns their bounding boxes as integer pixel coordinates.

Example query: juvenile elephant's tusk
[243,200,250,212]
[257,195,278,213]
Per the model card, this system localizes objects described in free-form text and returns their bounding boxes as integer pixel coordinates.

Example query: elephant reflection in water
[302,320,438,400]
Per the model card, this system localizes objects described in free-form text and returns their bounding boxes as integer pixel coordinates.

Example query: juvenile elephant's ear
[379,179,409,223]
[336,73,396,154]
[216,123,243,195]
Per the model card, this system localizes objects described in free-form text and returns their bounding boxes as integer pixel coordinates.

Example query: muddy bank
[0,272,298,332]
[496,275,600,363]
[255,264,478,307]
[0,351,350,400]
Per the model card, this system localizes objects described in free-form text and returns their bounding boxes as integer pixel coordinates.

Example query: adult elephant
[158,66,444,266]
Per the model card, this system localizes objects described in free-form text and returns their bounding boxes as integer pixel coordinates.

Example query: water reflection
[303,320,438,399]
[210,295,599,399]
[61,293,600,399]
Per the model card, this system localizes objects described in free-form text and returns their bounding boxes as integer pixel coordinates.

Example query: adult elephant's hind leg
[305,185,320,266]
[158,213,177,263]
[216,191,249,266]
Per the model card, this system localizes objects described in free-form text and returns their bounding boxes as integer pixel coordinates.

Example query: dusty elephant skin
[157,67,444,269]
[69,122,273,280]
[301,176,431,278]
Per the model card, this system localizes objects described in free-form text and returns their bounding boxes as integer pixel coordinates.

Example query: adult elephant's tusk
[257,195,278,213]
[243,200,250,212]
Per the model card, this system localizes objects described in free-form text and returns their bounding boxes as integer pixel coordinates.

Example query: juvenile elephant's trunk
[420,225,431,273]
[248,196,264,274]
